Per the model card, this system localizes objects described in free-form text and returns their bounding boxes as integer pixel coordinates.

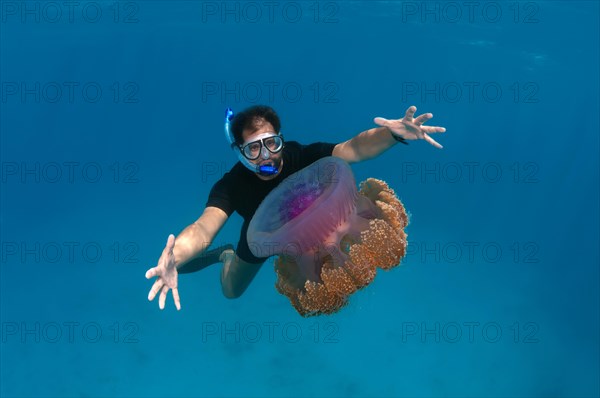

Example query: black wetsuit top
[206,141,337,263]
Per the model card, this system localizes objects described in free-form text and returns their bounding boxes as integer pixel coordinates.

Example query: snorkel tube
[224,108,279,176]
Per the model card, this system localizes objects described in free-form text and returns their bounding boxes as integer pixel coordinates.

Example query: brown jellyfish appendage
[274,177,409,317]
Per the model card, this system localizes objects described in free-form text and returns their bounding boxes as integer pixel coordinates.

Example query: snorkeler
[145,105,446,310]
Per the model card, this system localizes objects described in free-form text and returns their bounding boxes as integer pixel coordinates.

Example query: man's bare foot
[219,248,235,263]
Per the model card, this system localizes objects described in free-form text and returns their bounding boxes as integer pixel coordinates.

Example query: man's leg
[177,244,234,274]
[219,249,265,299]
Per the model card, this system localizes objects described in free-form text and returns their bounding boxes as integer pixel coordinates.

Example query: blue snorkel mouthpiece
[224,107,279,176]
[258,164,278,175]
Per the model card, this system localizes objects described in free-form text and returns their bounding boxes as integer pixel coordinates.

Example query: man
[145,105,445,310]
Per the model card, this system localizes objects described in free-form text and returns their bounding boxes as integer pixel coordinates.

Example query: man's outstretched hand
[374,105,446,149]
[145,234,181,310]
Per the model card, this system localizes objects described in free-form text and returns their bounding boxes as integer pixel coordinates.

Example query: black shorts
[236,220,269,264]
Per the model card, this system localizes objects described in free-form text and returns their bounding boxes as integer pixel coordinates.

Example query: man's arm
[172,206,229,269]
[332,126,396,164]
[145,206,228,310]
[332,106,446,163]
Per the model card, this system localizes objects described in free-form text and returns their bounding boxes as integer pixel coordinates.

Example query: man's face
[241,118,283,180]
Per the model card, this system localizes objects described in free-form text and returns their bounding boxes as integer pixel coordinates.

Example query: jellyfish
[247,156,409,317]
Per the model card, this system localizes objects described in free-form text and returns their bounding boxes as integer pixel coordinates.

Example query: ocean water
[1,1,598,397]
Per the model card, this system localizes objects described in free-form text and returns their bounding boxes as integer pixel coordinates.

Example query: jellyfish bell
[247,156,409,316]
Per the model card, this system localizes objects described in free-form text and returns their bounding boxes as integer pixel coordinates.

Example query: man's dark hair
[230,105,281,146]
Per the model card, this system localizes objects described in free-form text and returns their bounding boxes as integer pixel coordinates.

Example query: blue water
[1,1,598,397]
